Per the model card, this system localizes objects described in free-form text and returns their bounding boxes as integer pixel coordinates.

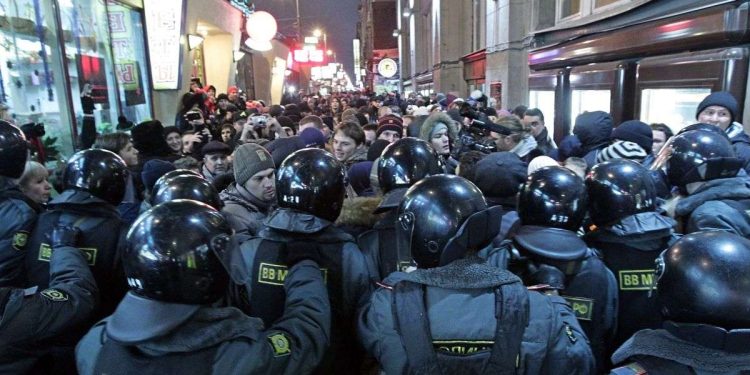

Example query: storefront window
[106,1,153,124]
[571,89,610,127]
[0,0,76,158]
[528,90,555,136]
[640,88,711,134]
[58,0,120,138]
[560,0,581,19]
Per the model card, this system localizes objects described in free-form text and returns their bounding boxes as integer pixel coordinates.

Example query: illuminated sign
[293,49,325,64]
[144,0,184,90]
[304,36,319,45]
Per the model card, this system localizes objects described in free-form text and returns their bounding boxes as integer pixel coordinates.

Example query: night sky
[253,0,361,79]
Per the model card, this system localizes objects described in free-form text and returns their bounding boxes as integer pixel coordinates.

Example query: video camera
[250,114,268,128]
[456,102,509,154]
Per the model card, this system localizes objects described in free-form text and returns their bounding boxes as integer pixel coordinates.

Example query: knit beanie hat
[528,156,558,175]
[141,159,175,193]
[611,120,653,153]
[376,115,403,137]
[696,91,738,124]
[472,152,527,198]
[233,143,274,186]
[595,140,648,164]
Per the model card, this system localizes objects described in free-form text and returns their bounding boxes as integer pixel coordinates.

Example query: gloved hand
[285,240,321,267]
[50,225,81,249]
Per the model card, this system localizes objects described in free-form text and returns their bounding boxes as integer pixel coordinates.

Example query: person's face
[652,129,668,155]
[182,134,197,153]
[228,92,238,102]
[243,168,275,202]
[430,128,451,155]
[371,100,381,108]
[21,170,51,204]
[221,128,233,142]
[331,100,340,111]
[189,81,199,92]
[218,99,229,110]
[523,115,545,137]
[118,141,139,166]
[333,132,359,161]
[378,130,401,143]
[491,132,515,151]
[203,153,228,174]
[207,89,216,99]
[364,130,376,145]
[166,132,182,153]
[698,105,732,130]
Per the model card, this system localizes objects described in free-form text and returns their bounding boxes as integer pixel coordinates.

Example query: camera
[454,102,509,155]
[184,111,202,122]
[251,115,268,128]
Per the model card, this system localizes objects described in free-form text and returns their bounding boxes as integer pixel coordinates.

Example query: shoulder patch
[563,296,594,321]
[267,332,291,357]
[40,289,69,302]
[12,231,29,251]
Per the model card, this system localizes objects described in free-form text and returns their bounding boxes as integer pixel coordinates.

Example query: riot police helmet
[276,148,346,222]
[397,175,499,269]
[0,120,28,179]
[378,137,443,194]
[586,159,657,227]
[152,169,203,193]
[152,174,222,210]
[656,231,750,329]
[664,130,741,192]
[62,148,128,205]
[518,166,588,231]
[124,200,232,304]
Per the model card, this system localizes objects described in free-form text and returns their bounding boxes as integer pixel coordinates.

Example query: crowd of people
[1,83,750,374]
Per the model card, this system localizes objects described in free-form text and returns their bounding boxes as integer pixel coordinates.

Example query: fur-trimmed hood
[419,112,459,143]
[335,196,383,229]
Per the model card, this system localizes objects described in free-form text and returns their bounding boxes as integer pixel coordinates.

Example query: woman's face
[221,128,233,143]
[166,132,182,153]
[21,170,52,204]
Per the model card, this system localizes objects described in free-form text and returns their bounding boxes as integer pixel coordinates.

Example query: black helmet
[665,130,742,191]
[676,123,730,139]
[518,166,587,231]
[63,149,128,205]
[276,148,346,222]
[397,175,498,269]
[152,174,222,210]
[124,200,232,304]
[656,231,750,329]
[378,137,442,193]
[152,169,203,193]
[0,120,28,178]
[586,159,657,226]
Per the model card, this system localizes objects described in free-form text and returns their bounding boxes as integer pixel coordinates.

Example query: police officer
[584,160,680,351]
[228,148,371,374]
[358,137,442,280]
[0,120,41,287]
[654,129,750,235]
[611,231,750,374]
[0,225,97,374]
[358,174,595,374]
[75,200,331,375]
[25,149,129,319]
[496,166,617,372]
[151,174,223,210]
